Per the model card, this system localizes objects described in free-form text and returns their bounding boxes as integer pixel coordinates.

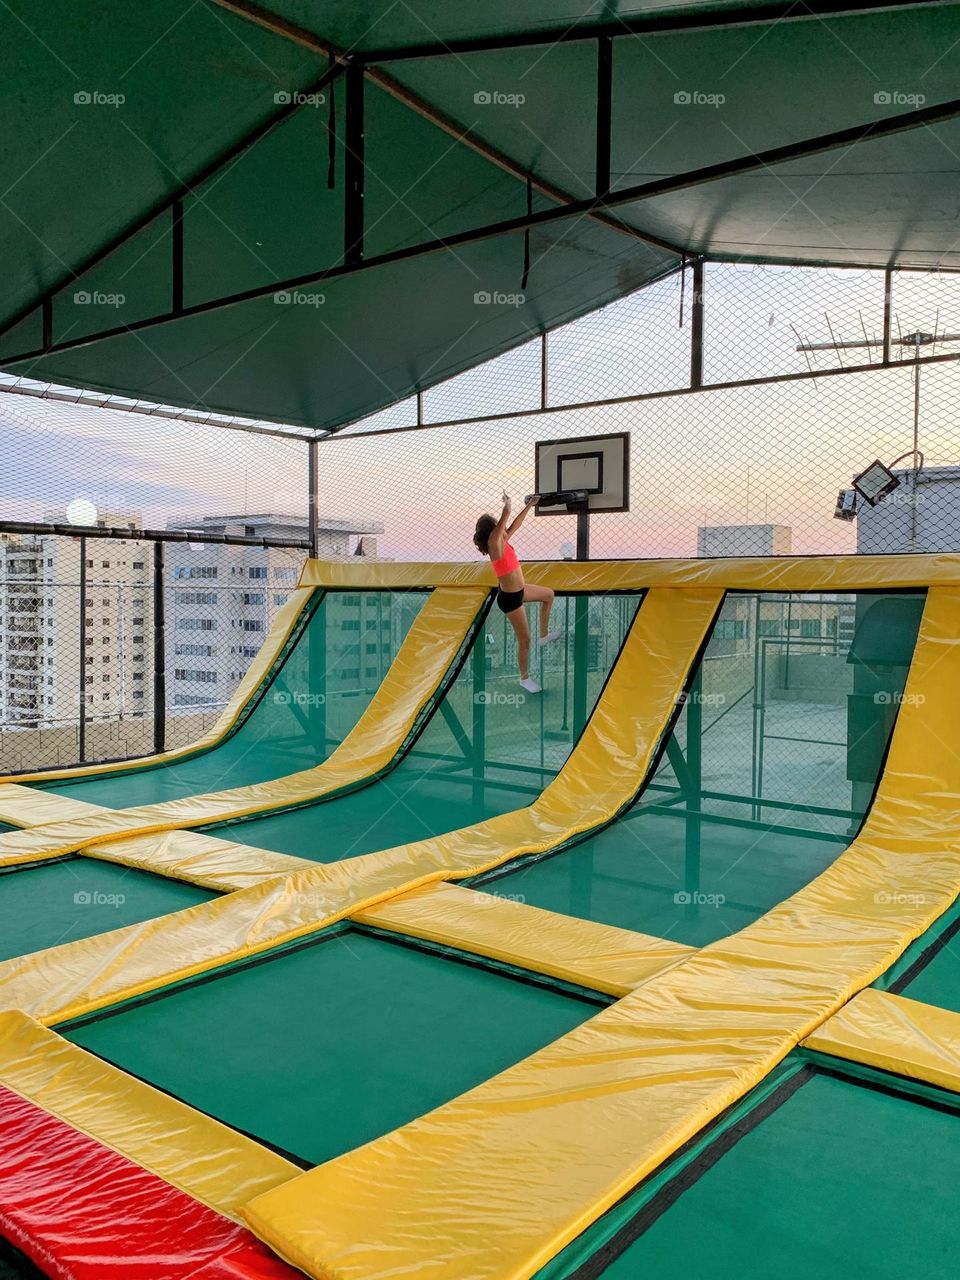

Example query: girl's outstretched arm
[506,493,539,537]
[489,492,511,557]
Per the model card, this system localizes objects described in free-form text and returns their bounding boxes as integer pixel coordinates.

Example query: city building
[164,512,384,713]
[0,512,151,730]
[855,465,960,554]
[697,523,793,558]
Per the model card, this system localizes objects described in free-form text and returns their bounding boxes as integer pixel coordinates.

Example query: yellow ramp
[0,586,487,868]
[0,586,720,1025]
[243,586,960,1280]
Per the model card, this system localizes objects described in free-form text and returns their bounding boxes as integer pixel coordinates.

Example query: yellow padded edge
[355,882,692,998]
[300,552,960,592]
[0,586,314,786]
[804,988,960,1093]
[0,1010,298,1218]
[242,586,960,1280]
[83,830,316,892]
[0,784,114,826]
[0,586,488,868]
[0,586,719,1026]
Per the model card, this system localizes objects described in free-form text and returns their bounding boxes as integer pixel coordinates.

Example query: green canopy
[1,1,957,427]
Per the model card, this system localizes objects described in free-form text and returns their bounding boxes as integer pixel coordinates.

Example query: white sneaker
[520,677,542,694]
[539,630,563,646]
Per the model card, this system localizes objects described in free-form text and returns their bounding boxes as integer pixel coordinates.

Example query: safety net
[475,590,925,946]
[197,592,641,859]
[0,860,215,963]
[58,925,605,1167]
[533,1053,960,1280]
[34,589,428,809]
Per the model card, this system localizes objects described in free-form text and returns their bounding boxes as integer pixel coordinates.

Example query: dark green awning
[2,1,958,428]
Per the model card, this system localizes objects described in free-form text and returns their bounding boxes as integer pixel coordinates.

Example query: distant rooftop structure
[697,524,793,558]
[167,511,384,557]
[856,466,960,556]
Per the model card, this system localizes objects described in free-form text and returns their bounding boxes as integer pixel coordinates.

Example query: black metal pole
[0,520,309,549]
[540,332,548,409]
[172,199,184,314]
[690,258,705,389]
[573,501,590,735]
[344,64,365,265]
[307,438,320,558]
[595,36,613,196]
[882,265,893,365]
[576,507,590,561]
[153,541,166,755]
[78,536,87,762]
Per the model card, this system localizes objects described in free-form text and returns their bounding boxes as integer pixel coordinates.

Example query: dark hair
[473,514,496,555]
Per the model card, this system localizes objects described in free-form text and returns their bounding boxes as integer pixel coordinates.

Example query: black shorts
[496,586,525,614]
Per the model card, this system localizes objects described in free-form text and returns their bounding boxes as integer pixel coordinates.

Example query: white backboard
[534,431,630,514]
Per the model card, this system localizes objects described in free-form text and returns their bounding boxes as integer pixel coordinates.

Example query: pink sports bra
[491,542,520,578]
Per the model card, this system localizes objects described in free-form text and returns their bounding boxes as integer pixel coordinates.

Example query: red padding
[0,1085,303,1279]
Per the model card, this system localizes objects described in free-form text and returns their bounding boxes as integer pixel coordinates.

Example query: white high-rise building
[164,512,383,713]
[0,512,151,730]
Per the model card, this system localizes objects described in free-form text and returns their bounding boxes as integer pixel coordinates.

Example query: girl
[474,492,562,694]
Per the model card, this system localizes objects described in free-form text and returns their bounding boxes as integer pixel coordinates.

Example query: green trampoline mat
[62,928,596,1166]
[0,859,213,961]
[480,590,922,946]
[197,595,641,860]
[486,810,847,947]
[39,590,427,809]
[542,1068,960,1279]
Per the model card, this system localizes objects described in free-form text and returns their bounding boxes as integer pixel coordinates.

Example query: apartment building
[0,513,151,730]
[164,512,383,713]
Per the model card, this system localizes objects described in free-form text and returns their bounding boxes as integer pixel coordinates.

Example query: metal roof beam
[5,94,959,374]
[0,60,346,342]
[210,0,684,257]
[357,1,949,61]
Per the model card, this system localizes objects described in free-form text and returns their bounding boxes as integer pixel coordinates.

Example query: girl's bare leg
[523,583,555,638]
[508,605,531,680]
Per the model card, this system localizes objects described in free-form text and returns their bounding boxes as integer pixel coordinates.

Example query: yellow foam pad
[0,1010,298,1217]
[300,551,960,592]
[356,881,692,997]
[805,988,960,1093]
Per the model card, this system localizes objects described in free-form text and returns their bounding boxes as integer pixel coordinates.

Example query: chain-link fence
[0,532,305,774]
[3,259,960,774]
[327,262,960,560]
